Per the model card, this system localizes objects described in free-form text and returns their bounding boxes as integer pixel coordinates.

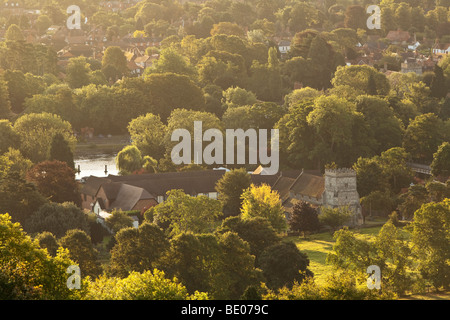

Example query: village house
[278,40,291,57]
[432,42,450,56]
[386,30,412,46]
[99,0,140,12]
[81,168,363,226]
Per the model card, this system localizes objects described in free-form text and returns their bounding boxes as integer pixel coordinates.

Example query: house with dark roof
[258,167,363,226]
[81,168,362,226]
[386,30,412,45]
[81,169,276,214]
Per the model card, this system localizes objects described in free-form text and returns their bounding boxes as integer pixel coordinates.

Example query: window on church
[345,183,348,188]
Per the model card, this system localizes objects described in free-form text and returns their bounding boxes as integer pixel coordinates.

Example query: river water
[74,154,118,179]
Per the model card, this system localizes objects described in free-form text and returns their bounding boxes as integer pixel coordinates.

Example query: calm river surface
[74,154,118,179]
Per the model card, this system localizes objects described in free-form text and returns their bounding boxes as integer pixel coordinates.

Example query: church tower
[322,168,362,225]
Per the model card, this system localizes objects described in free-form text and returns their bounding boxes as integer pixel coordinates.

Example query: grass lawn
[400,291,450,300]
[286,224,384,285]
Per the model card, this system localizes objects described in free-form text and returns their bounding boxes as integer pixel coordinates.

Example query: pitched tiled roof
[289,172,325,199]
[107,170,227,196]
[80,176,111,196]
[110,184,155,211]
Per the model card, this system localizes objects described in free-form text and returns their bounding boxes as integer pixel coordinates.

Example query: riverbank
[75,135,131,158]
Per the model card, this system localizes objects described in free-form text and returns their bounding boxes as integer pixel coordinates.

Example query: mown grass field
[286,223,385,286]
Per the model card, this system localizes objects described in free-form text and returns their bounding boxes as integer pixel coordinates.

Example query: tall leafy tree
[25,202,89,238]
[344,5,367,30]
[115,145,144,175]
[102,46,128,81]
[60,229,102,278]
[288,201,320,237]
[259,241,312,290]
[0,213,84,299]
[240,184,287,232]
[411,200,450,290]
[66,57,92,89]
[108,222,169,278]
[403,113,448,162]
[0,120,19,155]
[215,168,252,217]
[13,112,76,164]
[0,80,12,119]
[26,160,81,206]
[50,133,75,169]
[127,113,168,161]
[431,142,450,180]
[430,65,448,99]
[215,216,281,265]
[5,24,24,41]
[150,190,222,237]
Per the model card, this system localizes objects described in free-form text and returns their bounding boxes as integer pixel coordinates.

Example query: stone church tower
[322,168,363,225]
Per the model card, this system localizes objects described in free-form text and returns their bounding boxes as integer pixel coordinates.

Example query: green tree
[60,229,102,278]
[108,222,169,278]
[85,269,205,300]
[25,202,89,238]
[355,95,404,155]
[215,216,281,265]
[116,145,144,175]
[378,147,414,194]
[148,47,196,77]
[0,174,47,226]
[105,210,134,234]
[398,185,429,220]
[319,206,352,231]
[0,80,12,119]
[288,201,320,237]
[0,213,84,299]
[0,148,33,180]
[259,241,312,290]
[158,232,220,294]
[144,73,206,121]
[222,86,258,109]
[353,156,387,198]
[395,2,412,31]
[66,57,92,89]
[240,184,287,232]
[210,22,245,37]
[0,120,19,155]
[430,65,448,99]
[102,46,128,81]
[332,65,390,96]
[3,70,44,114]
[35,14,52,35]
[411,200,450,290]
[127,113,167,161]
[306,95,357,168]
[26,160,81,206]
[403,113,448,162]
[150,189,222,237]
[35,231,58,257]
[212,231,261,300]
[5,24,24,41]
[431,142,450,180]
[344,5,367,30]
[215,168,252,217]
[50,133,75,169]
[13,112,76,164]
